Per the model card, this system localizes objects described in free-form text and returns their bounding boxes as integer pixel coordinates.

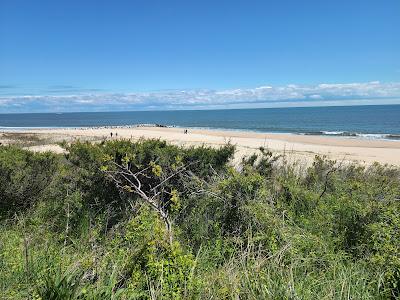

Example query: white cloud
[1,81,400,112]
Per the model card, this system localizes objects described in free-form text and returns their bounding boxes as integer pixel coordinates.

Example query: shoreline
[1,124,400,142]
[1,126,400,166]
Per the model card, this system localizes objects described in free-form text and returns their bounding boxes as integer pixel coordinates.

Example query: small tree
[101,155,193,244]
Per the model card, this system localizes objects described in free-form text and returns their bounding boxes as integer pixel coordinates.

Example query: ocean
[1,105,400,140]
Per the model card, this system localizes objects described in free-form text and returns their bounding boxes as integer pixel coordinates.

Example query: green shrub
[0,146,59,216]
[1,141,399,299]
[366,203,400,298]
[109,207,197,299]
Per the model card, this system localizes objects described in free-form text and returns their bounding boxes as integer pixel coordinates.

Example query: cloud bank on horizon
[1,81,400,113]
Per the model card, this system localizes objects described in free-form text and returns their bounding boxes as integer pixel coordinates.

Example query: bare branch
[101,159,197,245]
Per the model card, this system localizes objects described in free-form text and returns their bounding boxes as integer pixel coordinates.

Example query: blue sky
[0,0,399,112]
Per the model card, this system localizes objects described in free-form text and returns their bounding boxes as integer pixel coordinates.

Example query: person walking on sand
[110,132,113,138]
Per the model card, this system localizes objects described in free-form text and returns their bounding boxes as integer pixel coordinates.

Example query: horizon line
[1,102,400,115]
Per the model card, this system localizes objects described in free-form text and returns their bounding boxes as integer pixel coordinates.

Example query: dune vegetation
[0,139,399,299]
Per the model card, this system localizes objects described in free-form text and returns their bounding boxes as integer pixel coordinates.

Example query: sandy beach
[1,126,400,166]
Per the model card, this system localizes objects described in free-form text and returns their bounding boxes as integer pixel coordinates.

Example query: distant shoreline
[1,126,400,166]
[1,123,400,142]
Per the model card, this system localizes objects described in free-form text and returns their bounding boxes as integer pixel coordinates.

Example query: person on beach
[110,132,113,138]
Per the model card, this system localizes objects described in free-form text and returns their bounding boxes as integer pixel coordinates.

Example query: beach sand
[1,126,400,166]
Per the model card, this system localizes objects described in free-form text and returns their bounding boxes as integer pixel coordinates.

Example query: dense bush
[0,146,59,216]
[0,140,399,299]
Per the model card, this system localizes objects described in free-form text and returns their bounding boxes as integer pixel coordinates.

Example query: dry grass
[0,132,47,147]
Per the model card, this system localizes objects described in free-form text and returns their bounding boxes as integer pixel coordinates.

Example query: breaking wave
[301,131,400,140]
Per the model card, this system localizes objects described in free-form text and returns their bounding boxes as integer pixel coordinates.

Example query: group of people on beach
[108,128,188,139]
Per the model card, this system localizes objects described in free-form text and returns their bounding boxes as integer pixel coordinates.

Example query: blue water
[1,105,400,139]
